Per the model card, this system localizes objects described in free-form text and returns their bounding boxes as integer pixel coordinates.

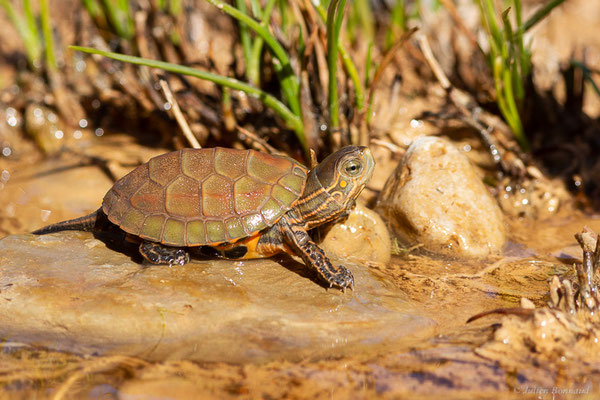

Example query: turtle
[33,145,375,290]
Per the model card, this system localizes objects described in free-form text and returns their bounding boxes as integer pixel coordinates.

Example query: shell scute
[261,198,283,225]
[278,173,305,195]
[186,220,206,246]
[234,176,271,215]
[130,180,164,214]
[247,151,294,183]
[202,174,234,218]
[111,163,149,198]
[271,184,298,209]
[122,208,146,235]
[206,220,226,243]
[181,148,214,183]
[214,148,247,180]
[165,175,201,217]
[140,215,165,242]
[242,213,267,234]
[225,217,247,240]
[148,151,181,186]
[102,190,129,225]
[163,218,186,246]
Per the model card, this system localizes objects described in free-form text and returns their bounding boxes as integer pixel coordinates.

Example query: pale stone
[319,203,391,265]
[377,136,506,258]
[0,232,433,363]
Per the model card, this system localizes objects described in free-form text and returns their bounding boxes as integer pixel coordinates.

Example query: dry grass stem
[370,138,404,156]
[159,79,201,149]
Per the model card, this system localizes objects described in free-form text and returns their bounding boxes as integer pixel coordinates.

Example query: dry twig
[160,79,201,149]
[236,125,278,154]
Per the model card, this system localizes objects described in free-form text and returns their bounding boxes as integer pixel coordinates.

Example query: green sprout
[0,0,42,69]
[477,0,566,151]
[0,0,59,72]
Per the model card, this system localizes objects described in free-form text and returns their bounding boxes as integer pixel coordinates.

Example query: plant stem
[247,0,277,87]
[521,0,566,33]
[40,0,57,71]
[0,0,41,69]
[235,0,253,78]
[326,0,346,130]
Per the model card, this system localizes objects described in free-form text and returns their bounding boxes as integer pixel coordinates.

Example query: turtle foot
[328,265,355,292]
[139,241,190,266]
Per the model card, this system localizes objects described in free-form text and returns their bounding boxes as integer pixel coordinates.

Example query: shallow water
[1,155,599,399]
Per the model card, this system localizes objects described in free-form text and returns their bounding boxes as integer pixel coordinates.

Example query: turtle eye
[343,159,363,177]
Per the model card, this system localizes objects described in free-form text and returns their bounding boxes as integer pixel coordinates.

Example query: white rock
[378,136,506,258]
[319,203,391,265]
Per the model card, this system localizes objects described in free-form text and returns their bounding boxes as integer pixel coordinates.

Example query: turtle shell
[102,148,308,246]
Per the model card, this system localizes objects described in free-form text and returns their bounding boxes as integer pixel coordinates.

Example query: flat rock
[378,136,507,258]
[0,232,433,363]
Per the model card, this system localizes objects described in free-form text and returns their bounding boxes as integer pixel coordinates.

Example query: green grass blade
[313,0,367,124]
[365,41,373,88]
[482,0,501,47]
[82,0,103,18]
[326,0,348,130]
[327,0,341,129]
[40,0,57,71]
[571,61,600,98]
[70,45,306,149]
[386,0,406,49]
[521,0,566,33]
[235,0,253,79]
[169,0,182,16]
[247,0,277,87]
[24,0,43,68]
[205,0,301,117]
[0,0,41,68]
[339,46,363,111]
[23,0,37,38]
[249,0,261,17]
[513,0,530,85]
[501,65,528,150]
[102,0,133,39]
[351,0,373,42]
[493,57,512,129]
[501,7,524,103]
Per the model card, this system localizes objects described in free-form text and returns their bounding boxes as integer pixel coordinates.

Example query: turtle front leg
[139,241,190,266]
[279,217,354,291]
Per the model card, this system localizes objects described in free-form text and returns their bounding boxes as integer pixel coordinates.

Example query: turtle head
[313,145,375,206]
[297,146,374,226]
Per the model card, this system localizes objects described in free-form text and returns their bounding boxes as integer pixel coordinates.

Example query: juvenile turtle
[33,146,374,290]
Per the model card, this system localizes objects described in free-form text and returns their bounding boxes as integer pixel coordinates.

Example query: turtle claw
[166,250,190,267]
[328,265,354,292]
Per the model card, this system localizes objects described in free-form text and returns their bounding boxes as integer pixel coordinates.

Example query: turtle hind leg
[277,217,354,291]
[139,241,190,266]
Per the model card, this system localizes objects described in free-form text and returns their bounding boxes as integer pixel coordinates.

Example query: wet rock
[0,159,112,235]
[378,136,506,258]
[319,203,391,265]
[0,232,434,363]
